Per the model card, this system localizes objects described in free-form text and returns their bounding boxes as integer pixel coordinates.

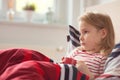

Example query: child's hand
[75,61,88,72]
[76,61,94,80]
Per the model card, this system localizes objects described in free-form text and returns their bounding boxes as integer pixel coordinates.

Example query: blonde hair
[78,12,115,56]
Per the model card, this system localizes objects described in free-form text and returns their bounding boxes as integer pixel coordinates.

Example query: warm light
[16,0,54,14]
[8,0,14,8]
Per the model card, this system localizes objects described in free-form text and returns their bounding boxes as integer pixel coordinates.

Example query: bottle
[46,7,53,23]
[7,0,14,21]
[7,8,15,21]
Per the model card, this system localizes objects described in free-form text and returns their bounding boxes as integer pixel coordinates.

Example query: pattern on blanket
[58,64,89,80]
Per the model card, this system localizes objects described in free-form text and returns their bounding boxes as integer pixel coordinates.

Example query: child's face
[79,21,104,53]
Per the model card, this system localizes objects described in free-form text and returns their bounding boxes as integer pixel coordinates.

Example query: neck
[85,48,100,54]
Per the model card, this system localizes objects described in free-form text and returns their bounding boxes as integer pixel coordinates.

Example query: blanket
[0,48,89,80]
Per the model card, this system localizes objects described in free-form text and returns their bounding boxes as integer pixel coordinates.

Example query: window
[0,0,2,10]
[16,0,55,14]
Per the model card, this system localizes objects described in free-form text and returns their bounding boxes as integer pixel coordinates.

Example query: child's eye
[83,31,88,34]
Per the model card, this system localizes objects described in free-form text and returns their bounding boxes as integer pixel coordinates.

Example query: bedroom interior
[0,0,119,62]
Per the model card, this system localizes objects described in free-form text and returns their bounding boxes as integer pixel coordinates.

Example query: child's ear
[100,28,107,39]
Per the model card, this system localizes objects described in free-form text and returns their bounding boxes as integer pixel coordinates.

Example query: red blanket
[0,48,89,80]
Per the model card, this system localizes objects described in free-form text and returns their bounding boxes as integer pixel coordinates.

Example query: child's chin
[80,46,86,50]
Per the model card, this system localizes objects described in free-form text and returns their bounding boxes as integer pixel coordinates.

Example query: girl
[66,12,115,80]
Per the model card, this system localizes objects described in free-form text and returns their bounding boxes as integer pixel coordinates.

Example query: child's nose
[79,35,83,41]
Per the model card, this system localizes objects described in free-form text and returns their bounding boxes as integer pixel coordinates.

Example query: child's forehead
[79,22,93,29]
[79,27,89,32]
[79,20,90,26]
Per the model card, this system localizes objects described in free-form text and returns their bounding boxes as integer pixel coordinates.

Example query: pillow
[66,25,80,54]
[95,43,120,80]
[104,43,120,75]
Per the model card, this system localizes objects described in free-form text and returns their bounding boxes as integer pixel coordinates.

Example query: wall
[86,0,120,43]
[0,21,68,62]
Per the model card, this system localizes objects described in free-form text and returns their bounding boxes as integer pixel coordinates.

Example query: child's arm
[76,61,94,80]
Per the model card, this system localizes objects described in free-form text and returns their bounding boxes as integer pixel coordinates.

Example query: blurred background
[0,0,116,26]
[0,0,119,62]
